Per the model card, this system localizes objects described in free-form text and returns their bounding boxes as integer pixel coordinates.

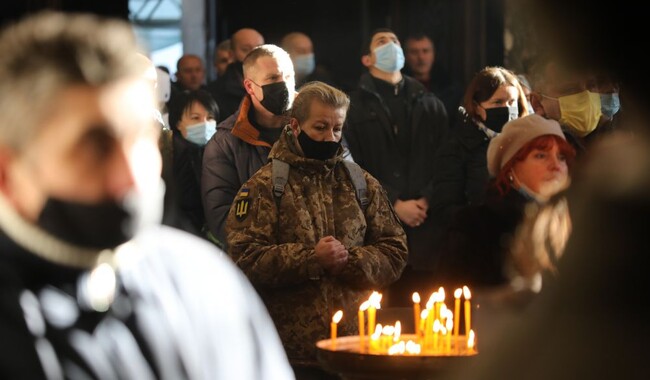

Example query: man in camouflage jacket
[226,82,408,373]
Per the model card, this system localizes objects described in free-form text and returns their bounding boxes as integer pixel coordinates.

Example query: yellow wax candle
[436,287,445,323]
[467,329,476,354]
[412,292,421,336]
[331,310,343,349]
[358,301,369,352]
[453,288,462,352]
[433,320,441,353]
[370,323,382,353]
[420,309,429,349]
[367,291,382,337]
[463,286,472,336]
[445,317,453,354]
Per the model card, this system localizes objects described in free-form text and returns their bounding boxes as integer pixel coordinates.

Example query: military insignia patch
[238,188,250,198]
[234,197,251,222]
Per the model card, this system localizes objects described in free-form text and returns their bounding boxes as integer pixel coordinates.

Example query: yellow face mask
[556,91,602,137]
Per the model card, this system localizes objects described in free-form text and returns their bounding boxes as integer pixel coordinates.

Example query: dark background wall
[1,0,505,94]
[216,0,505,92]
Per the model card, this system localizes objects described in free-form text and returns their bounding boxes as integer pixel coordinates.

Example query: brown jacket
[226,127,408,362]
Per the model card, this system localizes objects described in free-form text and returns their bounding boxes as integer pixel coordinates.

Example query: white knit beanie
[487,114,565,176]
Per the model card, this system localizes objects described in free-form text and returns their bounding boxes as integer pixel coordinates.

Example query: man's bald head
[231,28,264,62]
[280,32,313,57]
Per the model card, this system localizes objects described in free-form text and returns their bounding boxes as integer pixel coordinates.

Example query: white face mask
[373,42,405,73]
[185,120,216,146]
[292,53,315,77]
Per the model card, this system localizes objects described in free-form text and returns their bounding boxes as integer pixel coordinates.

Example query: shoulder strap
[271,158,369,212]
[272,158,290,208]
[342,160,369,212]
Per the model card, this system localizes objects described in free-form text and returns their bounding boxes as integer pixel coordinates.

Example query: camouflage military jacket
[226,127,408,362]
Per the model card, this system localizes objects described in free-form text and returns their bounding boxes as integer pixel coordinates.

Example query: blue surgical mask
[373,42,405,73]
[185,120,216,146]
[293,53,315,77]
[600,93,621,118]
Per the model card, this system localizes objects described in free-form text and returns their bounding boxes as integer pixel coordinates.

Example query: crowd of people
[0,1,641,378]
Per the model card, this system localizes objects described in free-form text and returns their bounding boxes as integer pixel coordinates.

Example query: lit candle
[331,310,343,349]
[412,292,421,337]
[446,310,454,355]
[367,291,382,337]
[453,288,462,352]
[420,309,429,347]
[467,329,476,354]
[436,287,445,324]
[463,286,472,336]
[370,323,382,353]
[394,321,401,343]
[358,301,369,352]
[433,319,441,353]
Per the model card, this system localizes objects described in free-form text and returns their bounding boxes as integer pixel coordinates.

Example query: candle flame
[468,329,476,349]
[463,286,472,299]
[438,287,445,301]
[371,324,383,340]
[405,340,422,355]
[412,292,420,303]
[369,291,382,309]
[394,321,401,341]
[442,309,453,321]
[446,317,453,330]
[359,300,370,311]
[382,325,395,337]
[332,310,343,324]
[388,341,405,355]
[440,304,448,316]
[454,288,463,299]
[433,319,441,333]
[420,309,429,319]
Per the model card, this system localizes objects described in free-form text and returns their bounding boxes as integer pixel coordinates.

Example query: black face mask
[258,82,290,116]
[298,131,340,161]
[37,197,134,249]
[484,105,518,133]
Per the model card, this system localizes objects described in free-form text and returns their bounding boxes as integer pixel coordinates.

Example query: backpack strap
[272,158,290,208]
[272,158,369,212]
[342,160,369,212]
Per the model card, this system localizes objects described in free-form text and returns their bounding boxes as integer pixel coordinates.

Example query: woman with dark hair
[162,90,219,236]
[438,114,576,288]
[432,66,530,215]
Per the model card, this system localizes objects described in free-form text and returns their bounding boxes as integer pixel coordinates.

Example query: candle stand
[316,334,477,380]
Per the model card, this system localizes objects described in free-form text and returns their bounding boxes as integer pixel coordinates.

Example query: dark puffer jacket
[202,96,274,246]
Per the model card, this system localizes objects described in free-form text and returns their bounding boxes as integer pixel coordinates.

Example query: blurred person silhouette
[209,28,265,121]
[280,32,335,88]
[214,39,234,78]
[402,33,463,119]
[439,1,650,378]
[430,67,529,281]
[529,55,612,154]
[344,28,448,306]
[226,81,407,379]
[202,44,295,248]
[0,12,293,379]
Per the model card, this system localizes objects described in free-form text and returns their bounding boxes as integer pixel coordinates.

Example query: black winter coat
[344,73,448,269]
[431,107,493,224]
